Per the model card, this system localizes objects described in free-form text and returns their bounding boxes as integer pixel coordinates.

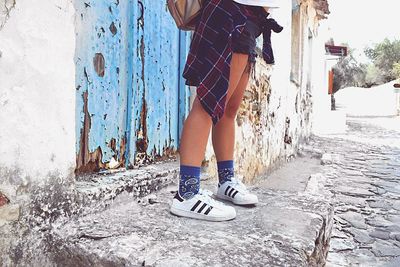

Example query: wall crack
[0,0,16,30]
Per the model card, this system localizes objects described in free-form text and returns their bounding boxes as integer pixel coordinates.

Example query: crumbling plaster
[203,0,324,182]
[0,0,331,264]
[0,0,15,29]
[0,5,77,263]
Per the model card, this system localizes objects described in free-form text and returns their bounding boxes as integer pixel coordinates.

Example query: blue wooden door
[75,0,190,173]
[127,0,187,166]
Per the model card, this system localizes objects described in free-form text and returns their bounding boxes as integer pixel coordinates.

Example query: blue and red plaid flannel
[182,0,257,124]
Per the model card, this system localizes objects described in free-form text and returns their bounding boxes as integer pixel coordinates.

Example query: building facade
[0,0,329,264]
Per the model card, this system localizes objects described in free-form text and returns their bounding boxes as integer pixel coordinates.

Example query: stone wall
[203,0,326,182]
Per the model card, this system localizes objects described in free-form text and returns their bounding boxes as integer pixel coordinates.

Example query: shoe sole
[216,193,258,205]
[170,206,236,222]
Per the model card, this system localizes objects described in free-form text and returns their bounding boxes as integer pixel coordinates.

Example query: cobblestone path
[310,117,400,266]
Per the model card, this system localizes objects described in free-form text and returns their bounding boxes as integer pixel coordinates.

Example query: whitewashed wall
[0,0,76,204]
[203,0,329,182]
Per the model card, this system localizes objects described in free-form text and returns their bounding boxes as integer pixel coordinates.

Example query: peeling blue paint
[178,31,192,145]
[75,0,189,173]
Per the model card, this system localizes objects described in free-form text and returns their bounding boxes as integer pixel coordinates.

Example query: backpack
[167,0,203,31]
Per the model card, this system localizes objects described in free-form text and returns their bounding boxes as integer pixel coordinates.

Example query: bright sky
[325,0,400,62]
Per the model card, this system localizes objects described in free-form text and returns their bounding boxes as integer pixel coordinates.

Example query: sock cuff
[217,160,234,170]
[180,165,201,177]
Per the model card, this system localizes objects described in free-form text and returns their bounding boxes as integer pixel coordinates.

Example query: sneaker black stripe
[224,186,231,196]
[204,206,213,215]
[227,188,233,197]
[191,200,202,211]
[232,190,239,198]
[174,193,184,202]
[198,203,207,213]
[228,188,235,197]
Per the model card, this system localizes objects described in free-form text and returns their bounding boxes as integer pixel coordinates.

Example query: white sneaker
[216,178,258,205]
[170,189,236,221]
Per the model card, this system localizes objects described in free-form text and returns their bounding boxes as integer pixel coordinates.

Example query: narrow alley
[2,1,400,266]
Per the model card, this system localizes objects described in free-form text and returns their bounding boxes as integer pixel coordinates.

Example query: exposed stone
[392,201,400,211]
[326,252,349,266]
[335,195,366,207]
[384,257,400,267]
[259,156,323,193]
[305,173,330,196]
[386,225,400,233]
[0,191,9,207]
[329,237,356,252]
[367,200,392,209]
[365,217,393,228]
[334,216,351,227]
[0,204,20,222]
[386,215,400,224]
[369,230,390,240]
[2,106,398,266]
[335,187,375,198]
[49,185,334,267]
[359,208,373,216]
[372,241,400,257]
[299,145,324,158]
[344,249,380,267]
[348,228,374,244]
[76,161,179,211]
[331,228,349,239]
[389,233,400,241]
[341,168,364,177]
[313,0,330,19]
[311,117,400,266]
[338,212,368,230]
[370,186,387,196]
[335,205,358,213]
[0,0,16,29]
[321,153,333,165]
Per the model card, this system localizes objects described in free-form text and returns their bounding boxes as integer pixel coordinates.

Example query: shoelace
[198,189,226,208]
[230,178,249,193]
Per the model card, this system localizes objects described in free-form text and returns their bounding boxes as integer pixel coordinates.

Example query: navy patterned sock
[178,165,201,200]
[217,160,234,185]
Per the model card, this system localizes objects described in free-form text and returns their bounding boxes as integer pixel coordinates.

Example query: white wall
[310,19,347,135]
[0,0,76,197]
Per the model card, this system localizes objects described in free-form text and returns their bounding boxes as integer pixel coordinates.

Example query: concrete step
[49,154,334,267]
[75,161,179,213]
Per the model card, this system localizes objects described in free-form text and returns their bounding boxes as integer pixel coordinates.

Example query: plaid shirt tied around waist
[182,0,282,124]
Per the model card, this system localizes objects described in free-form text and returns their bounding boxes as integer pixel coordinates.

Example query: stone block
[372,241,400,257]
[0,192,9,207]
[0,204,20,222]
[321,153,333,165]
[49,185,333,267]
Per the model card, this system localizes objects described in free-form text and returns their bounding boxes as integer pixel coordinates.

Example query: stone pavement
[312,117,400,267]
[44,115,400,266]
[49,179,333,267]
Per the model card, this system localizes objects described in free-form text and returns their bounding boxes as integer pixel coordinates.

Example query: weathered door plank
[127,0,182,166]
[75,1,133,173]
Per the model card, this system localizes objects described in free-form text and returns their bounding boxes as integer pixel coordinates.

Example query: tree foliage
[364,64,386,87]
[332,39,400,91]
[332,50,366,93]
[364,38,400,82]
[393,62,400,79]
